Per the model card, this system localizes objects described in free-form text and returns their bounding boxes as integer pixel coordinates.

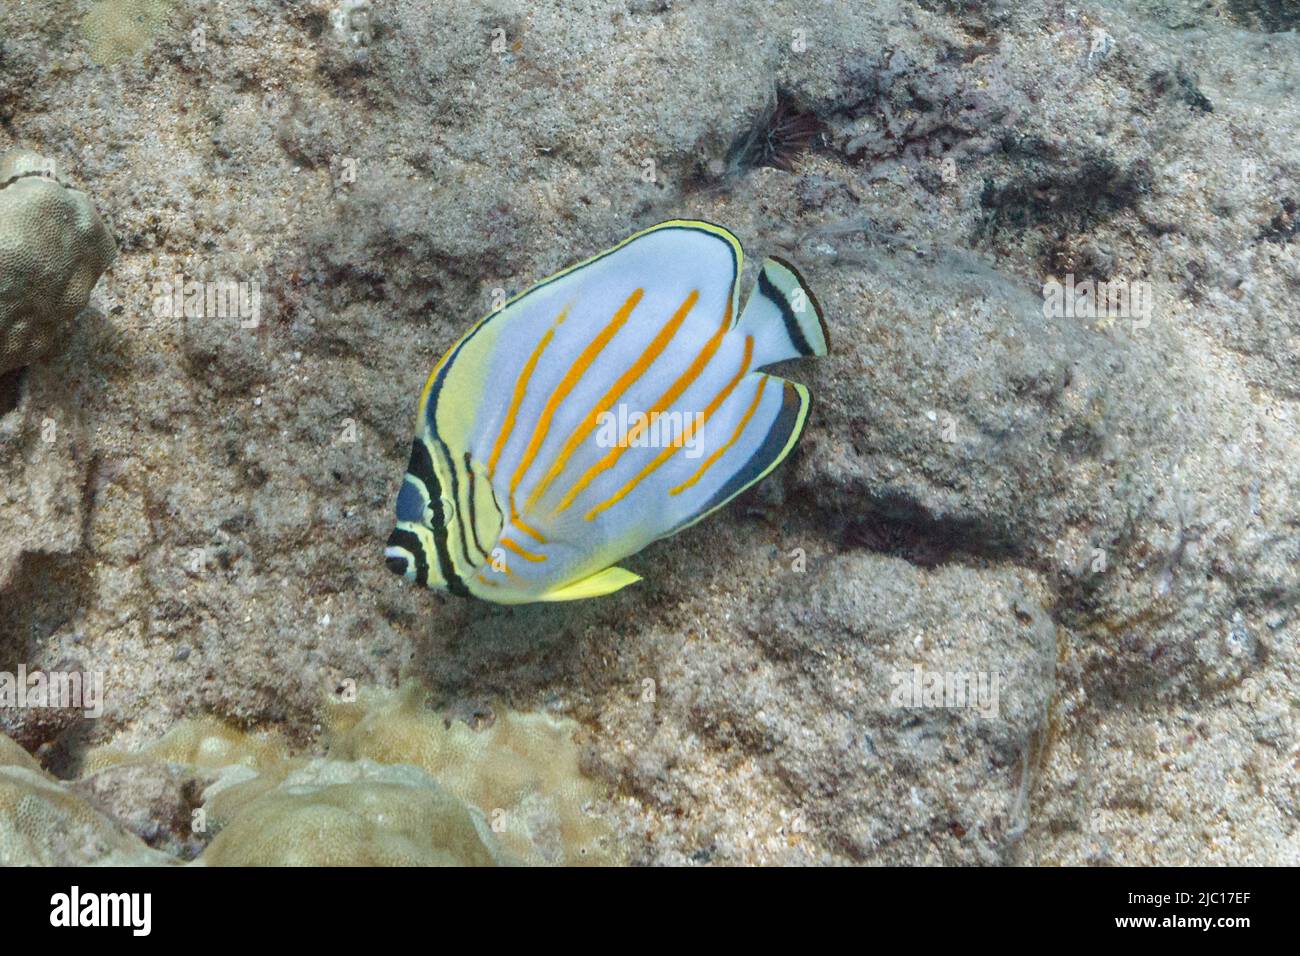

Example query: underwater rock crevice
[0,365,25,415]
[840,503,1022,569]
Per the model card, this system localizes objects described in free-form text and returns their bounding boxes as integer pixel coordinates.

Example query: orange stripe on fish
[500,536,547,563]
[556,297,730,515]
[585,335,754,520]
[670,374,768,496]
[526,289,699,512]
[486,308,568,480]
[512,289,642,509]
[513,516,547,544]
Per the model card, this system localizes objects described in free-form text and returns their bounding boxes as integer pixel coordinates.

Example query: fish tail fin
[737,256,829,367]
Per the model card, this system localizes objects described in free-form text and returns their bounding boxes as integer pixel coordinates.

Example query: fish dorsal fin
[538,565,642,602]
[737,256,829,367]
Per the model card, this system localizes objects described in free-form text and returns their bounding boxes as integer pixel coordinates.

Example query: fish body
[384,219,828,604]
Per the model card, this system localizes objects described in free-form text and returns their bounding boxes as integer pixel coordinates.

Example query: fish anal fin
[539,565,642,601]
[669,377,811,537]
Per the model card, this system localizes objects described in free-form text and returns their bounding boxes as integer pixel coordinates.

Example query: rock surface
[0,0,1296,864]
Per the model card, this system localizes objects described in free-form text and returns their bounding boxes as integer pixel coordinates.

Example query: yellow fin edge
[539,566,642,602]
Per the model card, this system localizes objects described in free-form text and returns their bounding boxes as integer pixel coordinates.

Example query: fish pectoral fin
[538,566,642,602]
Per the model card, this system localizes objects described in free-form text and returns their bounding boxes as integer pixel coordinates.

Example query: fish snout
[384,530,416,581]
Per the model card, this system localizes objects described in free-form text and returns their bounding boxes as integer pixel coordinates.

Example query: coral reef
[81,0,175,66]
[200,759,510,866]
[0,149,115,378]
[0,685,616,865]
[0,150,113,603]
[326,683,618,865]
[84,716,291,775]
[0,731,173,866]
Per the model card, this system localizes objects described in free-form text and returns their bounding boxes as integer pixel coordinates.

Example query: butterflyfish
[384,219,828,604]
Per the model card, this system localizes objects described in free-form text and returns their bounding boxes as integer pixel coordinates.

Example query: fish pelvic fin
[538,565,642,602]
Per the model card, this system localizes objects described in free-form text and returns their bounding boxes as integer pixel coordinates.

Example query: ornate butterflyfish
[384,219,828,604]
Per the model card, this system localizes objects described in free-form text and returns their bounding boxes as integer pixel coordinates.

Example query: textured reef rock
[0,0,1296,864]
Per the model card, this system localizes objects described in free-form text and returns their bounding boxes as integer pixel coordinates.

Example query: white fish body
[384,219,828,604]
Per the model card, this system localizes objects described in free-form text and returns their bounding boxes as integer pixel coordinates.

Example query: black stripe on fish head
[385,527,428,587]
[405,437,470,598]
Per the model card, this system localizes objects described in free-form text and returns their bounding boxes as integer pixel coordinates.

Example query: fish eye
[422,495,456,528]
[385,554,408,576]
